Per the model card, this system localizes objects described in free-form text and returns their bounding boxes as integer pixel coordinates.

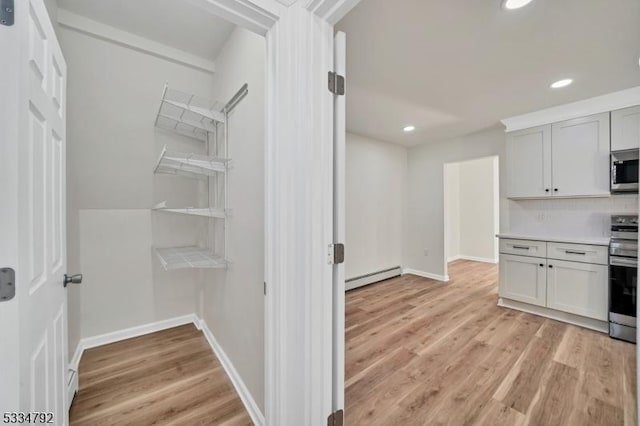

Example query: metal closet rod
[224,83,249,114]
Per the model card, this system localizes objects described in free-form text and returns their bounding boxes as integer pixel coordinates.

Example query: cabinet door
[551,113,610,197]
[506,125,552,198]
[612,106,640,151]
[499,254,547,306]
[546,260,608,320]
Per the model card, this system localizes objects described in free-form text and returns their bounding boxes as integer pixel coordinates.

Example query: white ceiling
[337,0,640,147]
[57,0,235,61]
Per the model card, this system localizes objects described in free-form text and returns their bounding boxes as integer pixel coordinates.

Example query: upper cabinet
[612,105,640,151]
[506,125,552,198]
[506,112,610,199]
[551,113,610,197]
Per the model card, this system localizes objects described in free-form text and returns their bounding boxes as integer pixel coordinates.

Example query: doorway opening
[443,156,500,279]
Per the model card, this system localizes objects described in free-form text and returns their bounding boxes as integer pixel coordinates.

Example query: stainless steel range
[609,215,638,343]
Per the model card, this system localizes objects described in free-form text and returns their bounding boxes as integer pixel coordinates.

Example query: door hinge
[328,71,345,96]
[328,243,345,265]
[328,409,344,426]
[0,0,14,26]
[0,268,15,302]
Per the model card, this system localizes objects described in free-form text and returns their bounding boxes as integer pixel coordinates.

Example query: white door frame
[186,0,359,424]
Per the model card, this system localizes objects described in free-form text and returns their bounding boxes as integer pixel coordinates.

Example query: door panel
[506,125,552,198]
[499,254,546,307]
[551,112,610,197]
[612,106,640,151]
[4,0,69,422]
[547,260,608,320]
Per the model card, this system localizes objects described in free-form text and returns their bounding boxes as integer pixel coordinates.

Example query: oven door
[609,257,637,326]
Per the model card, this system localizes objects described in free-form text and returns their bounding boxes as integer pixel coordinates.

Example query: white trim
[402,268,450,282]
[307,0,363,24]
[57,10,217,74]
[198,318,265,426]
[498,298,608,333]
[449,255,498,264]
[345,267,401,291]
[185,0,281,36]
[78,315,199,351]
[501,86,640,132]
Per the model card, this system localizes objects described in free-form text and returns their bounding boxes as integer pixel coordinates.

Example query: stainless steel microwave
[611,149,639,193]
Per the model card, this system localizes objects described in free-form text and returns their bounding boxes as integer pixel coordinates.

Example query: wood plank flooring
[345,260,637,426]
[69,324,252,426]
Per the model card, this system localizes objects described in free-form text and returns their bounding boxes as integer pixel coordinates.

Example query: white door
[331,30,346,423]
[505,124,552,198]
[0,0,69,423]
[551,112,611,197]
[547,260,608,321]
[498,254,547,307]
[611,105,640,151]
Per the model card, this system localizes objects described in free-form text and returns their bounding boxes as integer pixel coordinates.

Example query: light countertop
[496,233,610,246]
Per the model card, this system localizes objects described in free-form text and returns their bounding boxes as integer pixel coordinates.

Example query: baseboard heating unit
[346,266,402,291]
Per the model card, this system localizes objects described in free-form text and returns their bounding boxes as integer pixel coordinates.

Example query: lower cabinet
[498,239,608,322]
[499,254,547,307]
[546,260,608,321]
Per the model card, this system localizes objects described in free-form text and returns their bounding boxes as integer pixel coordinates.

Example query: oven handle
[610,257,638,268]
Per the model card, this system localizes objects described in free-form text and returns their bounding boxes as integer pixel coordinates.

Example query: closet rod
[224,83,249,114]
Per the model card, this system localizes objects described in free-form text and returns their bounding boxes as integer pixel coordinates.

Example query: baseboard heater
[346,266,402,291]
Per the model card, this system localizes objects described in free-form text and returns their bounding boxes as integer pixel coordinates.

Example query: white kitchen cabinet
[546,260,608,321]
[506,125,552,198]
[551,112,610,197]
[499,254,547,307]
[612,106,640,151]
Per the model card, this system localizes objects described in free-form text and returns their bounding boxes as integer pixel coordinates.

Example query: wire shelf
[154,145,228,179]
[153,207,226,219]
[155,85,226,142]
[154,246,227,270]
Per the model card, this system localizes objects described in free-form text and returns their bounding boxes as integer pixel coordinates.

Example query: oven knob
[617,217,626,223]
[632,218,638,224]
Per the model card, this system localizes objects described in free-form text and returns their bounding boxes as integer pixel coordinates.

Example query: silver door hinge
[0,268,15,302]
[328,243,345,265]
[328,71,345,96]
[0,0,14,26]
[328,410,344,426]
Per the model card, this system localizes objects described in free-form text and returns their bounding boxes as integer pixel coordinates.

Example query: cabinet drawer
[547,242,608,265]
[499,239,546,258]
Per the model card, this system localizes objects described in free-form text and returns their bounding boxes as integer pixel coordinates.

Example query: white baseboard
[402,268,449,282]
[198,318,265,426]
[447,255,462,262]
[498,298,608,333]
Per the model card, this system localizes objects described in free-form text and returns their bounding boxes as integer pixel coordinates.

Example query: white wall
[345,132,407,279]
[444,163,460,261]
[460,157,499,262]
[201,27,266,411]
[60,25,214,354]
[406,127,508,279]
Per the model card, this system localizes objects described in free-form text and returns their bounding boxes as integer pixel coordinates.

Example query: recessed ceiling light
[550,78,573,89]
[503,0,534,10]
[403,125,416,132]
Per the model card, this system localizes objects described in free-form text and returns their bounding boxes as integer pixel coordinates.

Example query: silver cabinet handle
[512,245,530,250]
[565,250,586,255]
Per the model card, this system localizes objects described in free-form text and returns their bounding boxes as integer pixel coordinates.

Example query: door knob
[64,274,83,288]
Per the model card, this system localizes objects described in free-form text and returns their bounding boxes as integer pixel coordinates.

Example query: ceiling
[57,0,235,61]
[336,0,640,147]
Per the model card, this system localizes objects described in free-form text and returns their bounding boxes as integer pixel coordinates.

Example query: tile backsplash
[507,194,639,238]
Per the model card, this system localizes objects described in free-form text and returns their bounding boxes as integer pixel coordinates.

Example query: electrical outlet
[423,248,429,256]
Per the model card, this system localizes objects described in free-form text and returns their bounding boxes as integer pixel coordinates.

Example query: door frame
[185,0,359,424]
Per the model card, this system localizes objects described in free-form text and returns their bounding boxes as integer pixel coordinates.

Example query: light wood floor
[69,324,252,426]
[346,260,637,426]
